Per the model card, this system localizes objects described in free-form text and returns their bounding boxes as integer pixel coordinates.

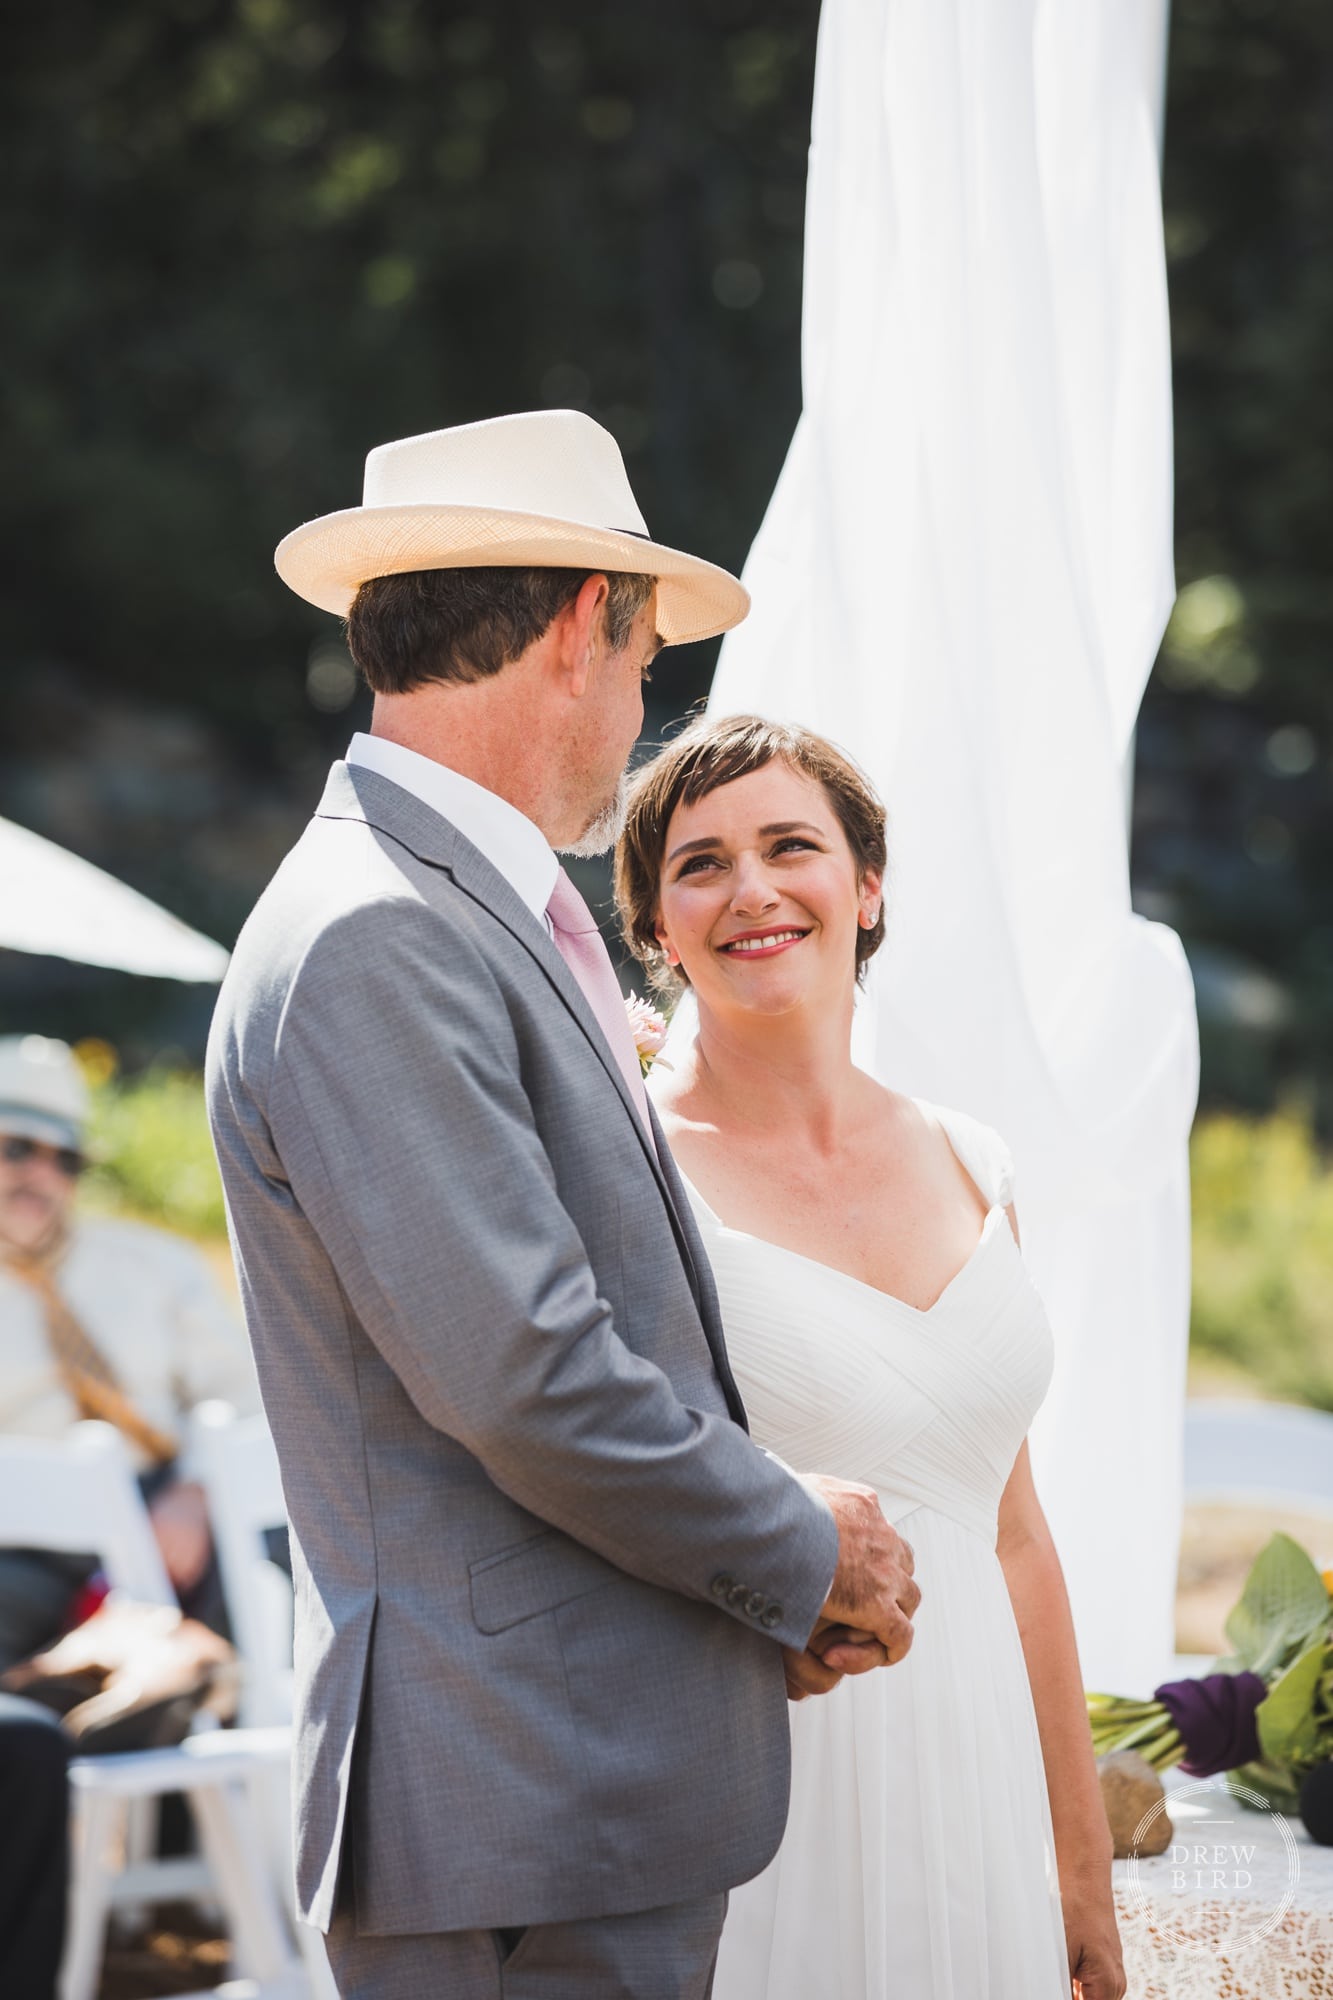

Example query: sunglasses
[0,1135,87,1178]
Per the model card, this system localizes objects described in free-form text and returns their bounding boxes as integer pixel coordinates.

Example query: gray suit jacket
[205,763,838,1937]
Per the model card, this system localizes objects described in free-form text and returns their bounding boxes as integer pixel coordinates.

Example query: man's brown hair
[345,566,656,694]
[615,713,888,993]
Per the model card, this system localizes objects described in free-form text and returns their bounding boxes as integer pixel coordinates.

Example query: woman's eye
[676,854,717,876]
[772,837,815,856]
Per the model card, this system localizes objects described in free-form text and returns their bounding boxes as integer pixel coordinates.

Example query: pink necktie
[546,867,653,1139]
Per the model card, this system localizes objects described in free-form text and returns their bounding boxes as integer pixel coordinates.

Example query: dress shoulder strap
[917,1100,1017,1211]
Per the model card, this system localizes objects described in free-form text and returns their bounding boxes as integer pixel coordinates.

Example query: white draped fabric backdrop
[706,0,1198,1691]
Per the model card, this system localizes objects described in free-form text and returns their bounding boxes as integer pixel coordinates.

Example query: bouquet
[1087,1532,1333,1816]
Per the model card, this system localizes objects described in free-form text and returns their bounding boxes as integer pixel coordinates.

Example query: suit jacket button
[711,1573,733,1599]
[760,1604,782,1630]
[745,1590,766,1618]
[727,1582,749,1608]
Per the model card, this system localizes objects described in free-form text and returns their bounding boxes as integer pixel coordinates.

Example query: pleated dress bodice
[681,1103,1052,1549]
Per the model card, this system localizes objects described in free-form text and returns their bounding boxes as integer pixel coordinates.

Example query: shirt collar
[345,733,559,927]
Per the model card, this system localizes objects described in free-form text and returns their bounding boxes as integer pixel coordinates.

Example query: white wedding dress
[682,1102,1071,1999]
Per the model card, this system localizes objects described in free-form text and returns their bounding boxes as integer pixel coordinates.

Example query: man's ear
[555,573,612,699]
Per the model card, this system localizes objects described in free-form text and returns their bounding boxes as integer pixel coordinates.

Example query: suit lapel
[315,765,740,1405]
[648,1101,747,1428]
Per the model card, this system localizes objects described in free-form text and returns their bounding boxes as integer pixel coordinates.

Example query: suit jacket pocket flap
[468,1531,618,1634]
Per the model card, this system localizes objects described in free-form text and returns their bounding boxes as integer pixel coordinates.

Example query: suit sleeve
[263,895,838,1651]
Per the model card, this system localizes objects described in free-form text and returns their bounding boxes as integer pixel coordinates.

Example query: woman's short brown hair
[614,713,888,993]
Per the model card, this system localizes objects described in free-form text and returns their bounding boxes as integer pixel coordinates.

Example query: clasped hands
[783,1476,920,1702]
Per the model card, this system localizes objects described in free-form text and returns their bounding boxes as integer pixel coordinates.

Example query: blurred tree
[2,0,816,754]
[1135,0,1333,1111]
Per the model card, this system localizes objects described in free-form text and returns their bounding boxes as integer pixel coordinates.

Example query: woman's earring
[860,906,880,930]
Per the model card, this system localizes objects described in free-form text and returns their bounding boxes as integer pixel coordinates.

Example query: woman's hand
[781,1623,887,1700]
[1062,1875,1126,2000]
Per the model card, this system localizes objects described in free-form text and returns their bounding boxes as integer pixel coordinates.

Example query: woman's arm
[998,1423,1125,1999]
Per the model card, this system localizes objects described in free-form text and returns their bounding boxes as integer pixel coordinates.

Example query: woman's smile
[716,926,813,958]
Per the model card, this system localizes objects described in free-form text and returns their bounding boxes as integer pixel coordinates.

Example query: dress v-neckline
[676,1173,1006,1320]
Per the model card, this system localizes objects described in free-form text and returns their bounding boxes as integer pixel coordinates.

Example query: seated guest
[0,1692,69,1998]
[0,1035,258,1668]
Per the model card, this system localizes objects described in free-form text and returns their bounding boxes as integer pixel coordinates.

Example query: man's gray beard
[559,774,630,859]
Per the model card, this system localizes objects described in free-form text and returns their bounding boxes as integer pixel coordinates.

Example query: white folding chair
[0,1420,175,1606]
[0,1422,302,2000]
[193,1403,338,2000]
[191,1402,294,1730]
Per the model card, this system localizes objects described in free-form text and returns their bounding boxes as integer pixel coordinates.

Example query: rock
[1098,1750,1173,1857]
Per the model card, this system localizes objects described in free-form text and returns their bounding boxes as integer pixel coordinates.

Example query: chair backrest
[191,1400,293,1725]
[0,1421,175,1605]
[1183,1398,1333,1518]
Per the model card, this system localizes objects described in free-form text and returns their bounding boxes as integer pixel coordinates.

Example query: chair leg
[188,1776,297,1983]
[250,1756,339,2000]
[61,1792,124,2000]
[295,1918,342,2000]
[113,1794,157,1936]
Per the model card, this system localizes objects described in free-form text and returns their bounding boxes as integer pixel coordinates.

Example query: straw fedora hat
[274,409,750,648]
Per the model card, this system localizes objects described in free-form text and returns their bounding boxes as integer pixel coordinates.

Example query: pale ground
[1175,1498,1333,1656]
[1176,1358,1333,1657]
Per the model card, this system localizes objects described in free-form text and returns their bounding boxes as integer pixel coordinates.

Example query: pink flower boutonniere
[625,992,672,1078]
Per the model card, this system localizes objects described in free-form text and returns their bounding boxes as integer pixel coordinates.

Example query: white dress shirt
[346,733,558,926]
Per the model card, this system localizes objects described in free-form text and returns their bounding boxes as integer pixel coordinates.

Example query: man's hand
[804,1474,919,1664]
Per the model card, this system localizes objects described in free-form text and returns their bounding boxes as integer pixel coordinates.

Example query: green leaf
[1227,1760,1302,1816]
[1223,1533,1331,1677]
[1256,1640,1327,1764]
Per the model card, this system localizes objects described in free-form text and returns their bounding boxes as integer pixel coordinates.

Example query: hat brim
[275,505,750,648]
[0,1108,83,1151]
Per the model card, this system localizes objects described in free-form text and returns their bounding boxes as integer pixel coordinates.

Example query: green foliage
[1256,1640,1327,1768]
[1140,0,1333,1107]
[1190,1107,1333,1408]
[1222,1532,1329,1679]
[83,1068,227,1239]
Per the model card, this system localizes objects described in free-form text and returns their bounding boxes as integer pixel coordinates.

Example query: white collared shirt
[0,1218,259,1474]
[346,733,558,927]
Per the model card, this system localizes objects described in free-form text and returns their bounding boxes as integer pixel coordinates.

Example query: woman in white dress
[615,715,1124,2000]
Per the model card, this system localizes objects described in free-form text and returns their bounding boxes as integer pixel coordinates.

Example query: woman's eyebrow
[666,835,722,864]
[665,820,823,865]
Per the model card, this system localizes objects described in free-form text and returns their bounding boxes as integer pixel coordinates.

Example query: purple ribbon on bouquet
[1152,1670,1268,1777]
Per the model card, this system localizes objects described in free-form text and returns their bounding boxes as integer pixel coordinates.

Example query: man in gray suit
[207,411,919,1998]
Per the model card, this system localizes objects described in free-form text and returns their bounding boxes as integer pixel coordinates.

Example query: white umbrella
[0,815,230,982]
